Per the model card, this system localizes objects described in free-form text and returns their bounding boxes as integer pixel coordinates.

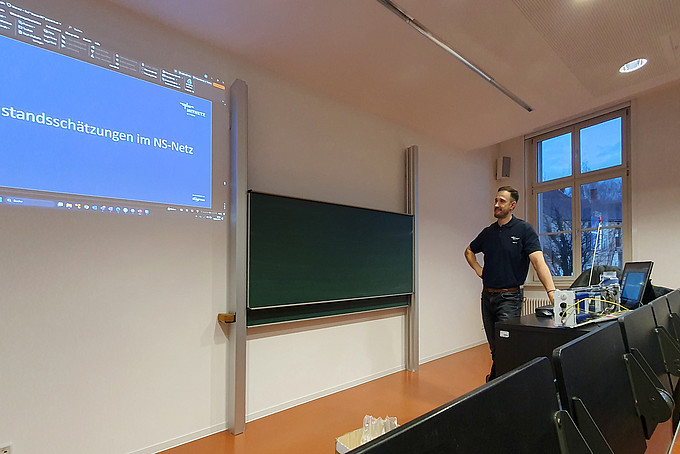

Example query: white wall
[0,1,491,453]
[418,146,496,360]
[630,80,680,288]
[0,213,229,454]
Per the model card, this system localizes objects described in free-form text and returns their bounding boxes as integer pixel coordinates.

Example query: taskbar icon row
[57,201,150,215]
[0,195,225,220]
[0,194,149,215]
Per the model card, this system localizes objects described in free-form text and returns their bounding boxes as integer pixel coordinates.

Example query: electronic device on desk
[553,261,654,328]
[619,261,654,309]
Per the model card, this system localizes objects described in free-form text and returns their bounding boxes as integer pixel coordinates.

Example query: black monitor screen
[620,261,653,308]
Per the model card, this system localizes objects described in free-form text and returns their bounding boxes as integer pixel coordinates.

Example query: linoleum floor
[161,343,673,454]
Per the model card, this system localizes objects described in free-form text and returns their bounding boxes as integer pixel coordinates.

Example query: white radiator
[523,298,550,316]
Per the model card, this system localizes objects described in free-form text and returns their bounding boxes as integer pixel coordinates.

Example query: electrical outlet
[0,443,12,454]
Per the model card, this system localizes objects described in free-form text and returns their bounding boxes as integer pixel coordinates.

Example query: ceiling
[105,0,680,151]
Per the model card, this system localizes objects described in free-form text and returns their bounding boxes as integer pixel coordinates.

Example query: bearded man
[464,186,556,381]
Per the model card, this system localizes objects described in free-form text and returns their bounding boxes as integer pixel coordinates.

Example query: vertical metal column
[406,146,419,371]
[228,79,248,434]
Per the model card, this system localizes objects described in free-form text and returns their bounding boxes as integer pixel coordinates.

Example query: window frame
[526,107,631,287]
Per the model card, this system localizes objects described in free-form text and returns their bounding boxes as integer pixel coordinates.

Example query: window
[528,108,630,283]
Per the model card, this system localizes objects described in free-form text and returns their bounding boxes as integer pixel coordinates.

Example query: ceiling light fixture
[619,58,648,73]
[376,0,533,112]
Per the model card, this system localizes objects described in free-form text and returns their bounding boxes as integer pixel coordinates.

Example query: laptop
[619,261,654,309]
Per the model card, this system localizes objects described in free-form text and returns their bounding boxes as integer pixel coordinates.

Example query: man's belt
[483,287,520,293]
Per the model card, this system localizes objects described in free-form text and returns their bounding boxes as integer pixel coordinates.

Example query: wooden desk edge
[218,313,236,323]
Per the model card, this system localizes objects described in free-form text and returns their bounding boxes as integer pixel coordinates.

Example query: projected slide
[0,34,213,208]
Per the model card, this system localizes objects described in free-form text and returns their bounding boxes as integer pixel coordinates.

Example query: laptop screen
[620,261,653,308]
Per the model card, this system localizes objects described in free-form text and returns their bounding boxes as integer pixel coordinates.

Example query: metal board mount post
[406,146,419,371]
[228,79,248,435]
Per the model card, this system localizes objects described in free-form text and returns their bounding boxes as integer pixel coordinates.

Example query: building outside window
[527,107,630,284]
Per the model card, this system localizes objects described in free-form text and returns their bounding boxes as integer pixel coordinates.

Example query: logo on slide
[180,102,207,118]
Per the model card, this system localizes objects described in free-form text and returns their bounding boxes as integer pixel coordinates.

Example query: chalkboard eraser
[217,313,236,323]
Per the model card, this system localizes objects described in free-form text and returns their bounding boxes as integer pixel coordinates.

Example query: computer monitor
[620,261,654,309]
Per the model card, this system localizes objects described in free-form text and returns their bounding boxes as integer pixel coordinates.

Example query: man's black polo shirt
[469,215,542,289]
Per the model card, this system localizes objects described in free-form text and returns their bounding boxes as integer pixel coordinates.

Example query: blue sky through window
[539,116,622,182]
[538,133,571,182]
[580,117,622,173]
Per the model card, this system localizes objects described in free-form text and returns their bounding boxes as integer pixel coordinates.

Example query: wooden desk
[494,314,610,376]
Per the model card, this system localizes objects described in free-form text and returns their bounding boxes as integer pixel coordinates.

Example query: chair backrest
[667,289,680,316]
[665,290,680,343]
[618,304,672,393]
[553,321,647,454]
[650,294,680,390]
[350,357,562,454]
[651,296,673,334]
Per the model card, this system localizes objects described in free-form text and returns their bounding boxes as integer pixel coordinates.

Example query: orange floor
[162,344,673,454]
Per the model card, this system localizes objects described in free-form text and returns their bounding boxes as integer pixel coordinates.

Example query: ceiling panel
[104,0,680,150]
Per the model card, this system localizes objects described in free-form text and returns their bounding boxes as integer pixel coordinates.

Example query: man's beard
[494,207,511,218]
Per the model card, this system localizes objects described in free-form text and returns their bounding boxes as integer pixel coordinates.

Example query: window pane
[537,132,572,182]
[539,234,573,277]
[580,117,622,173]
[581,227,623,271]
[580,178,622,229]
[538,187,572,234]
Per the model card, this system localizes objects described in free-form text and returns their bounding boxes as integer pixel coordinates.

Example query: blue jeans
[481,289,523,379]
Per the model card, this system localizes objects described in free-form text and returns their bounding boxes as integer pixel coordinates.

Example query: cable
[559,297,630,324]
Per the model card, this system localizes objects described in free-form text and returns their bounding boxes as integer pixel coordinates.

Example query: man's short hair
[497,185,519,203]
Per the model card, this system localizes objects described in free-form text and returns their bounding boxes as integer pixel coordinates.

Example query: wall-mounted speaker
[496,156,511,180]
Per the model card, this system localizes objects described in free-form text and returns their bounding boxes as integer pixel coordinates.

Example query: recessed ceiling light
[619,58,648,73]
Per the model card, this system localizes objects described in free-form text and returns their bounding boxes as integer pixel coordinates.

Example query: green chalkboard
[248,192,414,318]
